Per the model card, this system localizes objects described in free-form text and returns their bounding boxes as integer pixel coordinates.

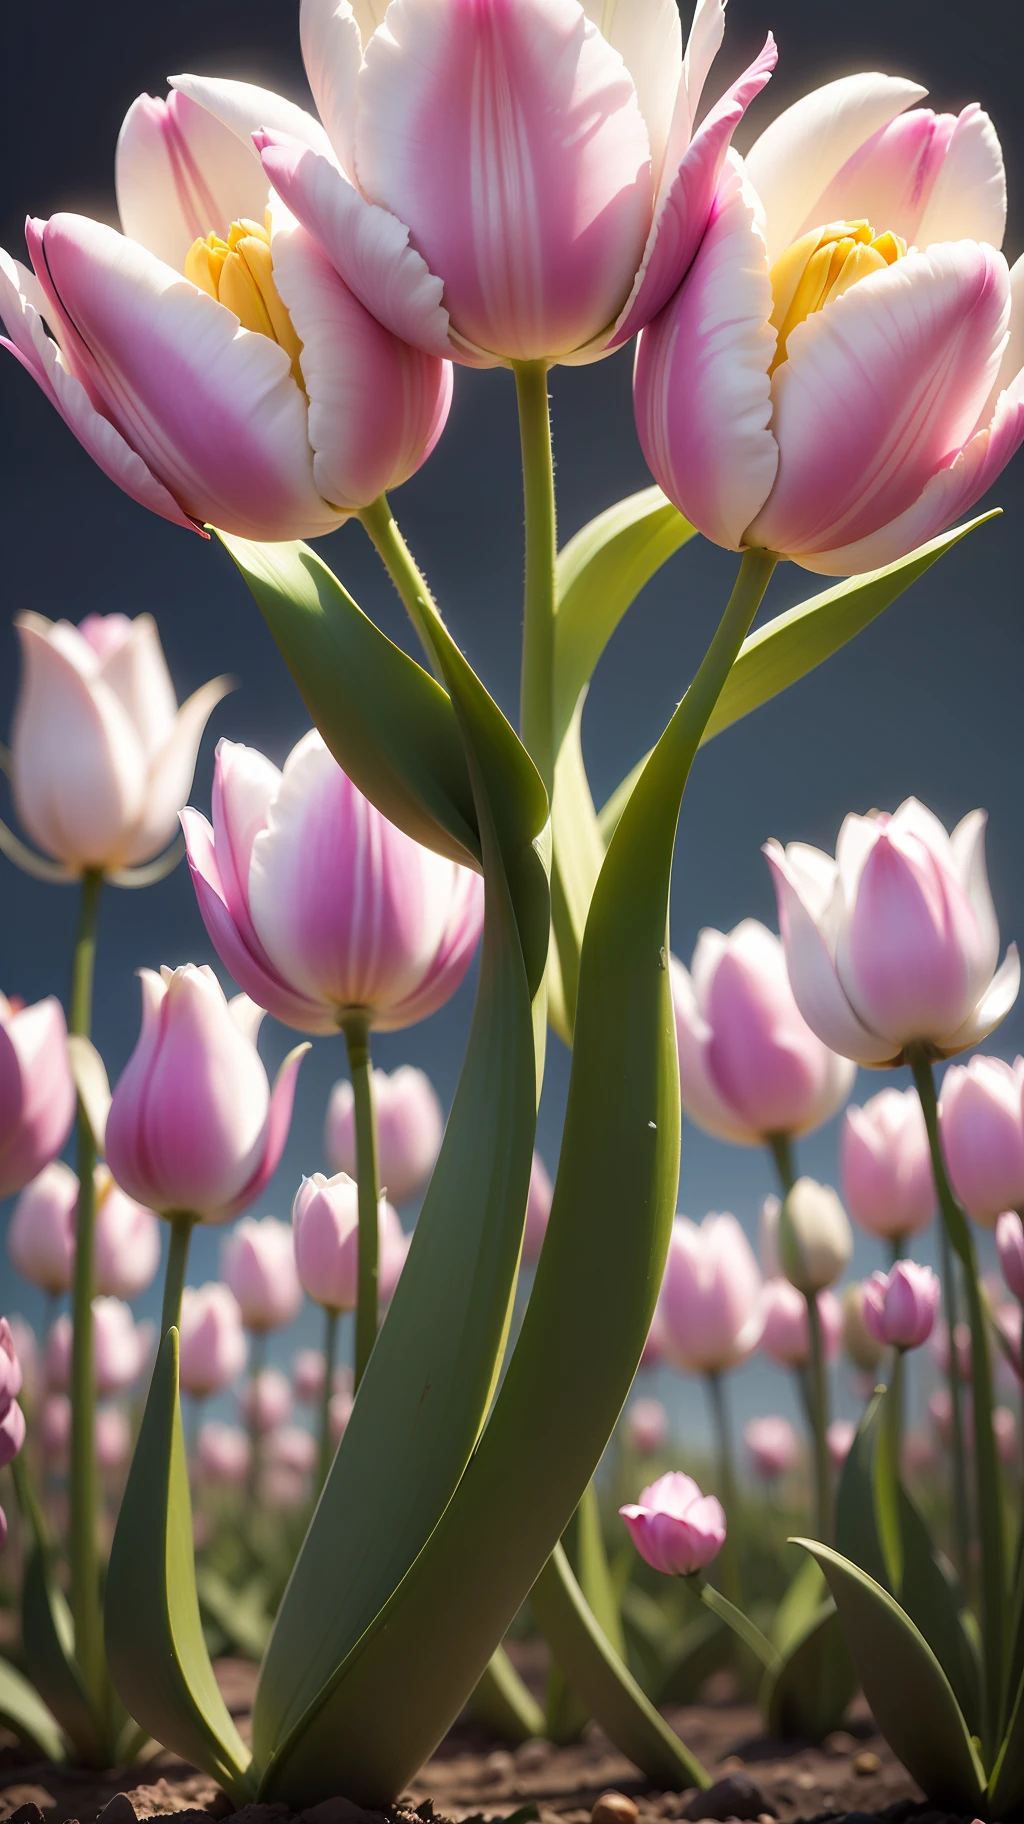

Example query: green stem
[318,1307,340,1489]
[246,1332,266,1511]
[767,1133,833,1541]
[889,1234,907,1266]
[936,1211,972,1583]
[689,1575,780,1675]
[358,494,446,681]
[160,1215,195,1338]
[68,866,104,1705]
[705,1372,743,1609]
[767,1130,796,1195]
[342,1014,380,1390]
[910,1045,1005,1754]
[512,359,557,795]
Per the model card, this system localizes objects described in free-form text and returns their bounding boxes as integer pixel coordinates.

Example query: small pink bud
[522,1153,554,1264]
[826,1419,856,1469]
[45,1298,145,1396]
[0,992,76,1200]
[292,1348,327,1403]
[862,1261,940,1351]
[197,1420,251,1484]
[325,1065,444,1205]
[7,1162,77,1295]
[94,1171,160,1299]
[0,1397,26,1469]
[179,1283,247,1397]
[997,1211,1024,1303]
[744,1415,800,1481]
[221,1214,303,1333]
[241,1366,292,1434]
[657,1213,763,1373]
[759,1280,842,1367]
[620,1472,727,1576]
[624,1398,669,1456]
[0,1318,24,1413]
[329,1387,354,1443]
[95,1405,131,1473]
[40,1392,71,1462]
[939,1056,1024,1227]
[840,1087,935,1239]
[268,1424,316,1476]
[292,1173,400,1313]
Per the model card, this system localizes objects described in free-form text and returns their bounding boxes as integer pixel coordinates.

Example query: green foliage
[0,1654,65,1763]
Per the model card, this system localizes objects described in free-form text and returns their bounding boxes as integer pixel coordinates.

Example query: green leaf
[834,1389,890,1590]
[762,1602,856,1742]
[655,1610,729,1706]
[21,1550,101,1764]
[217,533,479,869]
[770,1556,827,1656]
[469,1648,545,1745]
[989,1658,1024,1816]
[104,1330,254,1802]
[0,1654,65,1762]
[896,1485,980,1736]
[196,1568,273,1663]
[796,1539,985,1810]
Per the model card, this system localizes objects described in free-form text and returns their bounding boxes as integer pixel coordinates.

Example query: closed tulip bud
[268,1424,316,1476]
[862,1261,940,1351]
[0,1319,24,1420]
[106,965,306,1224]
[329,1387,354,1444]
[939,1056,1024,1227]
[657,1214,763,1374]
[522,1153,554,1265]
[826,1420,856,1469]
[178,1283,247,1397]
[292,1172,402,1312]
[779,1178,852,1293]
[620,1473,727,1577]
[325,1066,444,1205]
[46,1297,145,1396]
[94,1170,161,1299]
[765,801,1019,1067]
[5,1319,38,1409]
[760,1281,842,1368]
[840,1088,935,1240]
[221,1214,302,1333]
[378,1207,409,1310]
[8,1161,77,1294]
[842,1283,886,1373]
[9,612,228,873]
[997,1211,1024,1303]
[744,1415,800,1481]
[0,992,75,1200]
[241,1366,292,1433]
[183,733,484,1036]
[292,1348,326,1404]
[624,1399,669,1456]
[95,1405,131,1473]
[197,1420,251,1484]
[0,1397,27,1470]
[41,1392,71,1462]
[671,923,855,1146]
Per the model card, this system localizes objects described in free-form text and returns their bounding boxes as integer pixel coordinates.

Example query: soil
[0,1654,953,1824]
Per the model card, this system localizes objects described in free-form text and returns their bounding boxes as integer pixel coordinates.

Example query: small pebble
[823,1731,857,1757]
[853,1751,882,1776]
[590,1793,639,1824]
[476,1750,516,1786]
[682,1776,773,1822]
[515,1741,551,1771]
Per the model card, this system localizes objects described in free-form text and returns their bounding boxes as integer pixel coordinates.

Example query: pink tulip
[939,1056,1024,1227]
[241,1366,292,1433]
[634,77,1024,576]
[522,1153,555,1265]
[759,1280,842,1367]
[183,734,484,1036]
[744,1414,800,1481]
[657,1213,763,1373]
[292,1171,403,1312]
[994,1405,1018,1466]
[671,921,855,1144]
[0,84,452,541]
[325,1065,443,1205]
[997,1211,1024,1303]
[826,1419,856,1469]
[197,1419,251,1484]
[329,1387,355,1444]
[765,799,1019,1067]
[0,1320,24,1416]
[8,1161,77,1294]
[624,1398,669,1456]
[842,1283,886,1374]
[620,1471,726,1576]
[378,1210,411,1310]
[10,612,228,873]
[164,0,777,369]
[95,1405,131,1473]
[221,1215,303,1334]
[106,965,306,1223]
[41,1393,72,1462]
[268,1424,317,1476]
[292,1348,327,1403]
[0,991,75,1200]
[178,1283,248,1397]
[46,1298,146,1397]
[841,1088,935,1240]
[94,1171,161,1300]
[862,1261,940,1351]
[0,1397,27,1470]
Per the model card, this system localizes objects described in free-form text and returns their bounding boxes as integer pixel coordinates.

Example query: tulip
[764,799,1019,1068]
[624,1398,669,1456]
[165,0,776,370]
[994,1405,1018,1466]
[106,965,306,1223]
[325,1065,444,1205]
[292,1348,327,1404]
[329,1387,354,1444]
[378,1211,411,1310]
[939,1056,1024,1226]
[9,612,228,874]
[522,1153,555,1265]
[7,1160,77,1294]
[183,733,484,1037]
[744,1414,800,1481]
[826,1419,856,1469]
[997,1211,1024,1304]
[0,85,452,541]
[241,1366,293,1433]
[294,1173,406,1312]
[221,1215,303,1334]
[178,1283,248,1398]
[840,1088,935,1242]
[842,1283,886,1374]
[760,1281,842,1367]
[671,921,856,1146]
[268,1425,317,1476]
[95,1406,131,1474]
[620,1472,726,1576]
[778,1178,853,1293]
[197,1419,251,1484]
[862,1261,940,1351]
[0,991,75,1200]
[656,1213,763,1373]
[46,1299,146,1397]
[634,75,1024,575]
[4,1319,35,1410]
[0,1370,27,1544]
[94,1172,161,1300]
[40,1393,72,1463]
[0,1320,24,1414]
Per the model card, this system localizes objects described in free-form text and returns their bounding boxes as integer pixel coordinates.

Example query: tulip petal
[581,0,683,178]
[914,105,1007,252]
[254,135,453,357]
[300,0,363,176]
[221,1041,309,1218]
[607,34,776,350]
[122,674,233,867]
[950,809,1000,992]
[670,958,761,1143]
[983,251,1024,419]
[744,72,928,265]
[210,738,280,935]
[837,827,974,1044]
[633,154,778,548]
[749,242,1010,561]
[354,0,652,361]
[270,209,452,508]
[96,613,177,758]
[936,945,1022,1059]
[0,1000,76,1201]
[375,868,484,1032]
[36,213,342,541]
[351,0,389,46]
[764,840,898,1065]
[0,247,198,532]
[168,73,335,163]
[116,90,272,276]
[806,107,958,249]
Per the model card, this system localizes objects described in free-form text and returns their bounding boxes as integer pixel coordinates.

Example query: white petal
[122,676,233,866]
[783,841,839,920]
[300,0,363,176]
[168,74,336,164]
[764,839,898,1066]
[915,105,1007,252]
[116,90,273,275]
[937,945,1021,1057]
[949,808,1000,988]
[582,0,683,179]
[681,0,725,137]
[97,614,178,758]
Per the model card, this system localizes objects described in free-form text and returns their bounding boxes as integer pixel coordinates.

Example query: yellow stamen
[769,219,907,373]
[184,212,304,386]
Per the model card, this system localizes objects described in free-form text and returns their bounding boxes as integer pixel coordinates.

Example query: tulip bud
[0,1319,25,1412]
[197,1420,251,1484]
[378,1207,410,1310]
[329,1388,354,1444]
[760,1281,842,1368]
[620,1473,727,1577]
[292,1173,402,1313]
[7,1161,77,1294]
[842,1283,886,1373]
[939,1057,1024,1228]
[0,1397,27,1470]
[997,1211,1024,1304]
[45,1298,145,1396]
[778,1178,852,1293]
[862,1262,941,1352]
[179,1283,247,1397]
[241,1366,292,1433]
[656,1214,763,1373]
[0,993,76,1200]
[268,1425,316,1476]
[95,1405,131,1473]
[624,1398,668,1456]
[826,1420,856,1469]
[522,1153,554,1265]
[221,1215,303,1334]
[324,1066,444,1205]
[292,1348,327,1404]
[40,1392,71,1462]
[94,1171,161,1299]
[840,1088,935,1240]
[744,1415,799,1481]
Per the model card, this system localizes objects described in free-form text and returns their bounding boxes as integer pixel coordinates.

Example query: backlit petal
[581,0,683,178]
[764,840,898,1065]
[123,676,232,866]
[936,946,1021,1058]
[116,90,271,275]
[300,0,363,176]
[168,74,335,162]
[806,108,957,249]
[914,105,1007,251]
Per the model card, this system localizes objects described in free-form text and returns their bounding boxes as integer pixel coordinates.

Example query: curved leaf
[834,1389,890,1590]
[770,1555,827,1655]
[897,1485,979,1736]
[0,1655,65,1762]
[796,1539,984,1810]
[105,1330,254,1802]
[989,1659,1024,1817]
[469,1649,545,1745]
[21,1551,100,1763]
[762,1602,855,1741]
[655,1610,729,1706]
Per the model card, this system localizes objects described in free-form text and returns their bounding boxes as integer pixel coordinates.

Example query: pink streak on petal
[221,1041,308,1218]
[375,867,484,1031]
[671,956,759,1144]
[841,831,974,1041]
[807,107,958,248]
[915,104,1007,252]
[116,90,271,275]
[764,841,897,1065]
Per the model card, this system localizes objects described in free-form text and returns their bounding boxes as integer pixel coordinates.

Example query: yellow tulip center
[768,220,907,373]
[185,214,304,385]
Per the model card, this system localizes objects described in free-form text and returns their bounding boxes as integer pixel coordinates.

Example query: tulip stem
[160,1215,195,1338]
[246,1332,266,1512]
[358,494,447,685]
[687,1574,780,1674]
[767,1133,833,1542]
[910,1045,1005,1754]
[343,1013,381,1390]
[318,1307,340,1489]
[767,1130,795,1196]
[935,1212,972,1583]
[68,866,105,1712]
[705,1371,742,1607]
[513,359,557,795]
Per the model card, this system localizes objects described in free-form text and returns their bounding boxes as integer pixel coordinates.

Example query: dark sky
[1,0,1022,1444]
